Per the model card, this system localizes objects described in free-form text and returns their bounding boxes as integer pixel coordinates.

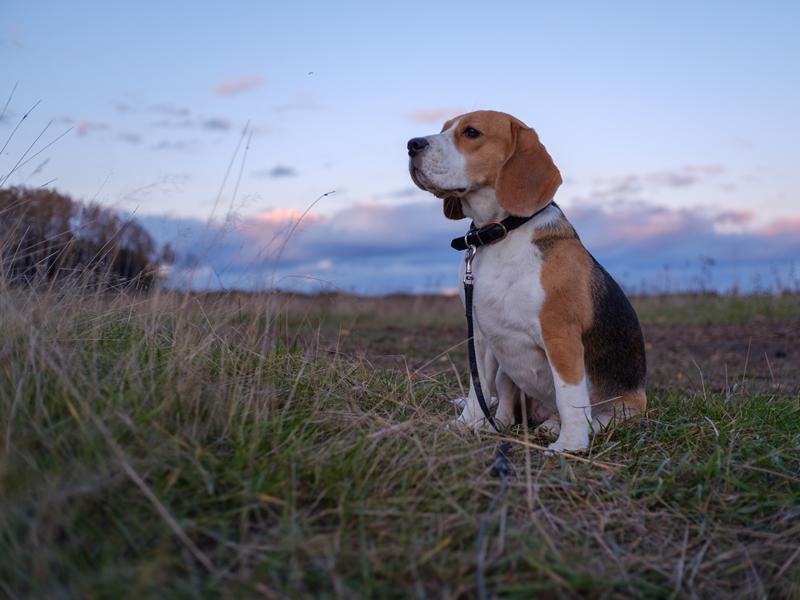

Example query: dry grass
[1,283,799,598]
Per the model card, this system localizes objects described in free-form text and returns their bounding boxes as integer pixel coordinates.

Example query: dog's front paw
[449,397,467,410]
[546,434,588,455]
[448,413,491,432]
[449,396,497,410]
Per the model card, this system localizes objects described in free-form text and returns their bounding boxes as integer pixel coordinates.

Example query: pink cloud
[615,219,686,241]
[1,26,23,49]
[408,107,466,124]
[76,120,109,136]
[759,216,800,237]
[214,76,265,96]
[713,209,755,226]
[253,207,322,225]
[138,197,800,294]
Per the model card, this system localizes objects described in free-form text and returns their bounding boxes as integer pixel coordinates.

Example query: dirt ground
[295,293,800,397]
[644,320,797,396]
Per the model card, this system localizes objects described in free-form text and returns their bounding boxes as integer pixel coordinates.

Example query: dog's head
[408,110,561,220]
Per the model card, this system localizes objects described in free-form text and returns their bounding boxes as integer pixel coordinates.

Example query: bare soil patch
[304,294,799,396]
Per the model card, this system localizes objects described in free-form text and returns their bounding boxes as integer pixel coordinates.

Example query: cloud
[151,116,232,131]
[201,117,231,131]
[566,201,800,291]
[583,165,725,204]
[381,187,422,199]
[116,99,229,132]
[408,107,466,124]
[110,99,190,116]
[136,197,800,294]
[152,139,196,152]
[152,118,190,128]
[0,26,23,49]
[137,201,465,292]
[254,207,323,224]
[759,217,800,237]
[117,132,142,144]
[149,103,191,117]
[252,165,297,178]
[214,76,264,96]
[713,209,754,226]
[75,120,109,136]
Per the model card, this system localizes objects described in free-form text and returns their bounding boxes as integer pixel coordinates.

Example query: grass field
[1,285,799,598]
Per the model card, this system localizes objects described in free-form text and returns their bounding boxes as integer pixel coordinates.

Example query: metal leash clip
[464,245,477,284]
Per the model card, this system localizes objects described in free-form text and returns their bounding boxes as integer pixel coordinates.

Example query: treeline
[0,187,171,290]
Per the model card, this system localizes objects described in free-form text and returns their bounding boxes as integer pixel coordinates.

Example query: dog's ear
[440,116,458,133]
[495,122,561,216]
[443,196,465,220]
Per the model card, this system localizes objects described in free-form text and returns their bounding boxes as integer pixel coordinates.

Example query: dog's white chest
[458,228,554,399]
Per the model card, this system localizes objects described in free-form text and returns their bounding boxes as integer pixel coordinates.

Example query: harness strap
[451,202,554,251]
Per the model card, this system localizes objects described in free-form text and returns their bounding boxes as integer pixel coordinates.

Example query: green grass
[632,292,800,324]
[1,288,799,598]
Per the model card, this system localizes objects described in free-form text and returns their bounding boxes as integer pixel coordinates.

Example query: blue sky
[2,1,799,293]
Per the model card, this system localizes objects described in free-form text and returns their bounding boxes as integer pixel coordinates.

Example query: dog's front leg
[544,338,592,452]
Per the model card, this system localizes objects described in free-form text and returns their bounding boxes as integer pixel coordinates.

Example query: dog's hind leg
[590,389,647,432]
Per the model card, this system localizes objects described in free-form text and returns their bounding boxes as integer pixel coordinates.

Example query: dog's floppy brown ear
[495,122,561,216]
[443,196,465,220]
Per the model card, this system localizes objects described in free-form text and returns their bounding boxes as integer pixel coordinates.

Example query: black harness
[451,214,542,252]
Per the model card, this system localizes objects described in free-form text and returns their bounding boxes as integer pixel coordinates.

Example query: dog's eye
[463,127,481,139]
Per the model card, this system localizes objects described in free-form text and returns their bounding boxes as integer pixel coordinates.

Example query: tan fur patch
[621,389,647,414]
[453,112,516,187]
[535,223,647,417]
[598,389,647,417]
[494,123,561,216]
[440,115,461,133]
[537,238,594,385]
[442,110,562,216]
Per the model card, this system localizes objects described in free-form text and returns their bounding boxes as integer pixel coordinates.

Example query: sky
[2,1,799,294]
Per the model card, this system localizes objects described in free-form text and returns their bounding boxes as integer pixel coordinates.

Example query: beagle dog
[408,110,646,452]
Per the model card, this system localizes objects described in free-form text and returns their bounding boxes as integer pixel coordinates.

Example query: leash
[463,244,502,433]
[453,203,552,599]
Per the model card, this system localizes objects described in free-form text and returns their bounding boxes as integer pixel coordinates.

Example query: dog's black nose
[407,137,429,157]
